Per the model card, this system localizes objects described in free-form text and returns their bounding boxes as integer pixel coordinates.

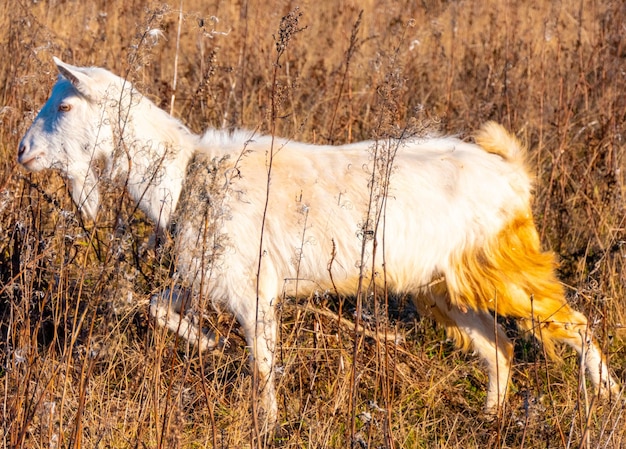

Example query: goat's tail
[474,121,527,168]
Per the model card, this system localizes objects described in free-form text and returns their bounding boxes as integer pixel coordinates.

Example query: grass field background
[0,0,625,447]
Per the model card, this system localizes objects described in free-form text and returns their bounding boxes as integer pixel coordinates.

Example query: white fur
[18,59,619,428]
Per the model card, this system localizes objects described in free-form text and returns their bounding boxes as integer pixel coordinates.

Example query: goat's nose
[18,142,27,158]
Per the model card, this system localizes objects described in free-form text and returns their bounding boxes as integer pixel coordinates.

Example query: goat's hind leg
[422,293,514,414]
[492,214,619,398]
[516,288,620,399]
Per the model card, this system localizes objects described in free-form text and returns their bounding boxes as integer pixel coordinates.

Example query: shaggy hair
[18,58,619,428]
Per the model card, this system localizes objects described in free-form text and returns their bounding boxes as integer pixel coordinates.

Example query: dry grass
[0,0,625,447]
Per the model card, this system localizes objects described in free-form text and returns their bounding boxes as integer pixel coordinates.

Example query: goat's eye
[58,103,72,112]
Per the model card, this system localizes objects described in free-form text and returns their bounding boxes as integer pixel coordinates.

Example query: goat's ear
[53,57,97,99]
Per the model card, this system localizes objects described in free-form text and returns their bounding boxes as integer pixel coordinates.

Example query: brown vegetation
[0,0,624,447]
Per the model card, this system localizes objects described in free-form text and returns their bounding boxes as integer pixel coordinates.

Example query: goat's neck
[108,96,196,229]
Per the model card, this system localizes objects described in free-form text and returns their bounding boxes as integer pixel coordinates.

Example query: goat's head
[18,57,131,218]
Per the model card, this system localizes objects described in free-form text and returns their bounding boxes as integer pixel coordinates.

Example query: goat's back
[173,124,530,301]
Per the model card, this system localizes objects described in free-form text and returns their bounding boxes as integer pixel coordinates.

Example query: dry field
[0,0,625,447]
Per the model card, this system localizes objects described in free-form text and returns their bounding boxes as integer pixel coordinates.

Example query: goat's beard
[69,167,101,219]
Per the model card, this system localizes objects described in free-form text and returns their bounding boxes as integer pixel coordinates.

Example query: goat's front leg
[236,296,279,432]
[149,287,218,351]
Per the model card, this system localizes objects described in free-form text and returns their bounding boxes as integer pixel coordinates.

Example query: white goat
[18,58,619,428]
